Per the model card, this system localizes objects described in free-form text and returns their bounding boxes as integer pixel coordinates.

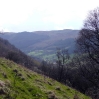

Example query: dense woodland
[0,7,99,99]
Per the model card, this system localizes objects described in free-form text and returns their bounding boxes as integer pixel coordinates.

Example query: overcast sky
[0,0,99,32]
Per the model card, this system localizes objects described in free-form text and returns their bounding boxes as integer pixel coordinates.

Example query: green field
[28,50,57,61]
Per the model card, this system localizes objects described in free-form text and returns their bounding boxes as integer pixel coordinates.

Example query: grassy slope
[0,58,91,99]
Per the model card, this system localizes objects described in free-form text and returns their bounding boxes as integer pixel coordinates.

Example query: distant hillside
[0,37,39,69]
[0,31,49,52]
[0,57,91,99]
[0,29,79,60]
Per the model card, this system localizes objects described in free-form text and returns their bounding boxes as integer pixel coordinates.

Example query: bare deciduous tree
[56,48,70,82]
[76,7,99,64]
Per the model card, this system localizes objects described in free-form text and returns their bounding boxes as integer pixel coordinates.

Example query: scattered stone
[5,80,11,87]
[17,73,22,77]
[2,72,7,78]
[0,80,10,95]
[0,87,6,94]
[47,91,58,99]
[27,74,31,78]
[48,91,53,94]
[0,80,5,87]
[48,82,52,86]
[55,86,61,91]
[73,93,80,99]
[21,77,25,81]
[13,69,18,73]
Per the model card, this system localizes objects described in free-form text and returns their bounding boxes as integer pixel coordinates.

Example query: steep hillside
[0,31,49,52]
[0,30,79,61]
[0,57,91,99]
[0,37,39,69]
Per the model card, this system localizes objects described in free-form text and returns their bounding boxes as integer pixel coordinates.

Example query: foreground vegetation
[0,58,90,99]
